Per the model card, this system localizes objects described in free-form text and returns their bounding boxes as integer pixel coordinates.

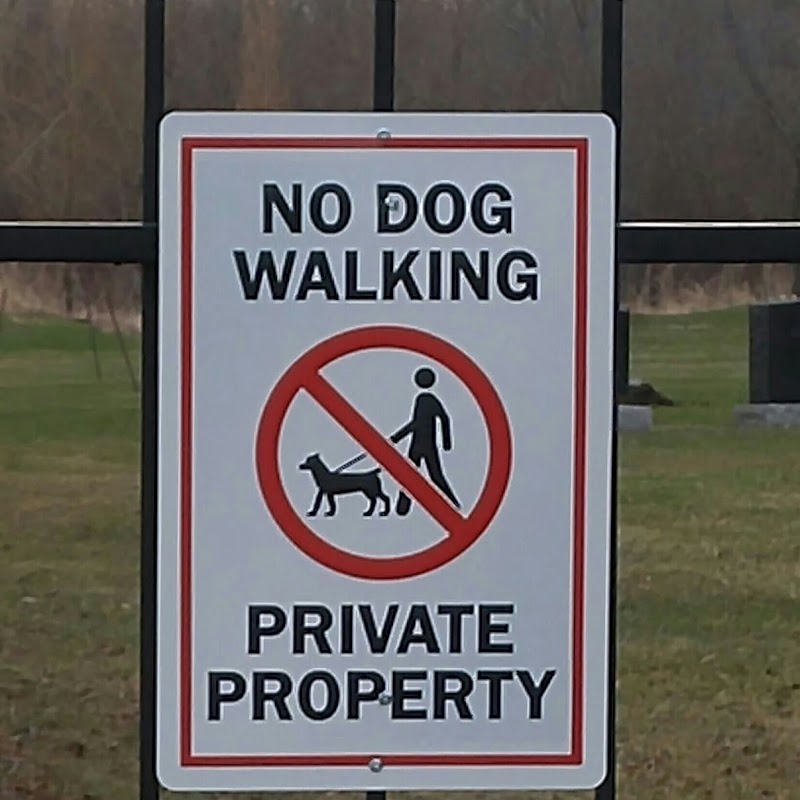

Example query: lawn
[0,308,798,799]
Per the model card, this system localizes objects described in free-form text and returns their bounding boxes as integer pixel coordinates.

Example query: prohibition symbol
[255,325,512,580]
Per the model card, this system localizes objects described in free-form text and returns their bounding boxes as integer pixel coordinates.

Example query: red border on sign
[178,135,590,769]
[255,325,512,580]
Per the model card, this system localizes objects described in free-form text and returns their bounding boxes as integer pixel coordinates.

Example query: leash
[334,421,408,472]
[334,452,367,472]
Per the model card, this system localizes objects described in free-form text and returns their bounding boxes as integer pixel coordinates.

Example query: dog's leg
[325,494,336,516]
[396,496,410,516]
[378,489,391,517]
[364,495,377,517]
[308,490,323,517]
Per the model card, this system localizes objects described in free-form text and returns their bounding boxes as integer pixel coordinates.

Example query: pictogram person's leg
[423,452,461,508]
[396,452,422,516]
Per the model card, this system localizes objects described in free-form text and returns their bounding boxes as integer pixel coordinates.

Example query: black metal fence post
[369,2,395,798]
[373,0,396,112]
[597,2,623,800]
[140,1,165,799]
[603,0,629,400]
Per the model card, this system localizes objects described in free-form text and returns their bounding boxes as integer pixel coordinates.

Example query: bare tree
[4,0,800,315]
[236,0,285,109]
[396,0,597,111]
[166,0,244,110]
[723,0,800,293]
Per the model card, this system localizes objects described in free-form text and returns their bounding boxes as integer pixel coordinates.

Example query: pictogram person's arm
[390,420,414,444]
[437,402,453,452]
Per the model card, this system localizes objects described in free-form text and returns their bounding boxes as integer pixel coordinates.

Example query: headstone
[618,404,653,432]
[749,300,800,403]
[733,403,800,427]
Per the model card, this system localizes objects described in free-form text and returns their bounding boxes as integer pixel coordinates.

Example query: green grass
[0,318,140,800]
[1,309,798,799]
[617,308,800,800]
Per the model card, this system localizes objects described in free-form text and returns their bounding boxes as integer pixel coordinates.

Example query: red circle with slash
[255,325,512,580]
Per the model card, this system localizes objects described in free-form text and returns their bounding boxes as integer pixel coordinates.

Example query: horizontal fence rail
[621,222,800,264]
[0,222,155,264]
[2,221,800,265]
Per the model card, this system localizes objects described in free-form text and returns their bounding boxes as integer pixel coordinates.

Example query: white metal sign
[157,112,615,792]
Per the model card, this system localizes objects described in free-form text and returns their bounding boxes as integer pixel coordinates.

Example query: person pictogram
[390,367,461,515]
[295,364,463,519]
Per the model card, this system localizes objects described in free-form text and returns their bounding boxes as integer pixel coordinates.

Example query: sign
[157,112,616,792]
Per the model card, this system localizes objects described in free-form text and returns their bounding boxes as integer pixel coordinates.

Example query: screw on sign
[255,325,513,580]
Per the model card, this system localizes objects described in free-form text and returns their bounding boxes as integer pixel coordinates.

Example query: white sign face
[157,112,615,792]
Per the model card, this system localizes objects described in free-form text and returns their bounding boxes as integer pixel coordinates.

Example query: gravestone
[616,307,655,432]
[749,301,800,403]
[734,300,800,427]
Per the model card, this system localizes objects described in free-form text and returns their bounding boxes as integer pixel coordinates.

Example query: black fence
[1,2,798,799]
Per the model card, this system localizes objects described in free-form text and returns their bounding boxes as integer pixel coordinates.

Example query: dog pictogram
[299,453,391,517]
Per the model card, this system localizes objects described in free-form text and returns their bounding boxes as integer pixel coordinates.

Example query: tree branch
[722,0,794,150]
